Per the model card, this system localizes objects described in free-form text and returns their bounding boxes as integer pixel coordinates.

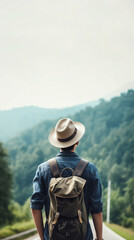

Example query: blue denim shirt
[30,151,103,240]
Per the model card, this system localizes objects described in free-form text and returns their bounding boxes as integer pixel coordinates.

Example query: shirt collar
[56,151,78,157]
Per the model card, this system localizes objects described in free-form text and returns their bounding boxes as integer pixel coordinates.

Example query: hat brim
[49,121,85,148]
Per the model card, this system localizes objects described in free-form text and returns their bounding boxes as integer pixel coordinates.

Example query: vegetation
[0,198,36,239]
[0,220,35,239]
[8,198,33,223]
[105,223,134,240]
[0,143,12,225]
[1,89,134,230]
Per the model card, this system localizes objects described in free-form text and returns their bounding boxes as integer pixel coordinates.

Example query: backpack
[48,158,88,240]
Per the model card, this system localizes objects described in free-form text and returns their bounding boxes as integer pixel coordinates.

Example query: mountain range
[0,83,134,142]
[0,100,99,142]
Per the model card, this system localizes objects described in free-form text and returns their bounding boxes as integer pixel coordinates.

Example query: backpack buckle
[78,210,83,223]
[52,212,60,225]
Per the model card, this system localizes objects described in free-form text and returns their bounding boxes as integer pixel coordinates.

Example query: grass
[0,220,36,239]
[105,223,134,240]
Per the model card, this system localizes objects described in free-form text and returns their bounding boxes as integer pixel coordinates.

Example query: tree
[125,178,134,218]
[0,143,12,225]
[110,189,125,224]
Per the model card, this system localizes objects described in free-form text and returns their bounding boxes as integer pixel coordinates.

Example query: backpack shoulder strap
[74,158,88,177]
[48,158,60,177]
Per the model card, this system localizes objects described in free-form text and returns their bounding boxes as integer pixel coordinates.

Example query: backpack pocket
[50,216,85,240]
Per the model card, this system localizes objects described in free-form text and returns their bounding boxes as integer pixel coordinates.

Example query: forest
[0,89,134,229]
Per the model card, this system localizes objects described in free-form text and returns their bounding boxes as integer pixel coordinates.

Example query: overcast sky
[0,0,134,110]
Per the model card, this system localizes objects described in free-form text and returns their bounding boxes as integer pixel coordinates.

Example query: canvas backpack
[48,158,88,240]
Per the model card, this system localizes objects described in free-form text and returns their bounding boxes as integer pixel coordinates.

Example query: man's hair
[61,144,75,151]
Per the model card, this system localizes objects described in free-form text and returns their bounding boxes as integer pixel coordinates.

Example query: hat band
[58,128,77,142]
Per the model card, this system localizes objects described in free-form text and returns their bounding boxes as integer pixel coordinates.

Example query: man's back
[31,151,103,240]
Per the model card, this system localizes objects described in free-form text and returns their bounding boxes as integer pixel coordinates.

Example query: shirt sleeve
[30,165,46,210]
[89,165,103,214]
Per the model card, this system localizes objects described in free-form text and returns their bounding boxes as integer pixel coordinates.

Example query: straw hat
[49,118,85,148]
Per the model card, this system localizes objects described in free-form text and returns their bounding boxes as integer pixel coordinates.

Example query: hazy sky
[0,0,134,110]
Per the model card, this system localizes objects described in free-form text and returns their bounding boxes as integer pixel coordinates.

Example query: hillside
[0,100,99,142]
[6,89,134,227]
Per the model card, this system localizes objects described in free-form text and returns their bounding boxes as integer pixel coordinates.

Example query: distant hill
[0,100,99,142]
[1,83,134,142]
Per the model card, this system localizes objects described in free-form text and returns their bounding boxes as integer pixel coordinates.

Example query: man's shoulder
[82,159,99,175]
[38,158,54,172]
[81,158,96,168]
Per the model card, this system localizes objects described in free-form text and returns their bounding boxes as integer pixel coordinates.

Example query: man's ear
[73,141,79,151]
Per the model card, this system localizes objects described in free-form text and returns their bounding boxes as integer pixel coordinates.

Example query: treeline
[0,143,32,226]
[0,143,12,225]
[1,89,134,228]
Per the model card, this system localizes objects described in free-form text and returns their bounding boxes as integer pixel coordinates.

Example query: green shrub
[122,217,134,230]
[0,227,14,239]
[8,198,32,224]
[22,198,32,221]
[0,220,35,239]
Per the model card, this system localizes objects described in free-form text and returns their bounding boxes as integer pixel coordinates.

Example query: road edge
[103,223,126,240]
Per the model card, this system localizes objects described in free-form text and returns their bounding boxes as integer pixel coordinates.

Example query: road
[24,221,126,240]
[91,221,126,240]
[103,224,126,240]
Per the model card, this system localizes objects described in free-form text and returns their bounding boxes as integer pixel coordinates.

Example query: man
[31,118,103,240]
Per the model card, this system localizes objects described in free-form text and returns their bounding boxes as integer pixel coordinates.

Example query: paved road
[90,221,126,240]
[103,224,126,240]
[24,222,126,240]
[24,234,39,240]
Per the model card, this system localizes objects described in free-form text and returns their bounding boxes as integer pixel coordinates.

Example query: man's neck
[60,149,75,153]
